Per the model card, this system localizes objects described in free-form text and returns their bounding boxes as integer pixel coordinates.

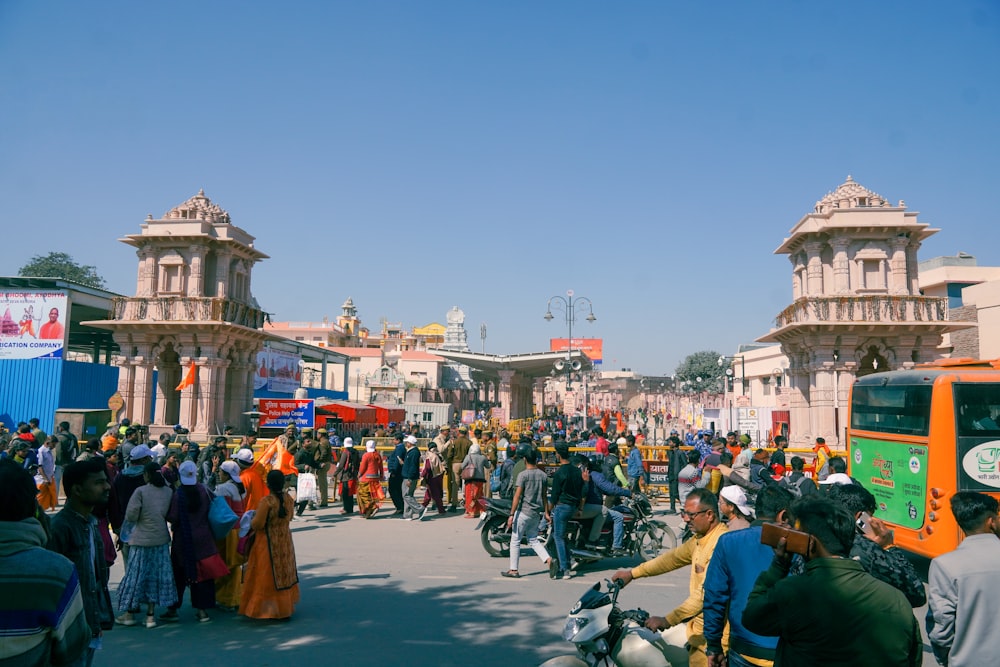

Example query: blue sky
[2,1,998,375]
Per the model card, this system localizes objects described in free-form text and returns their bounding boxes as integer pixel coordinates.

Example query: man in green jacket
[742,496,920,667]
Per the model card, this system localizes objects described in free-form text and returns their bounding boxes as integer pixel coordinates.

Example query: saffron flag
[175,361,197,391]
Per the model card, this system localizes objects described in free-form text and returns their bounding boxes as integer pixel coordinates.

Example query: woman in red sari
[355,440,384,519]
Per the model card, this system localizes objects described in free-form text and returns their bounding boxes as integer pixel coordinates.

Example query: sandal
[500,570,520,578]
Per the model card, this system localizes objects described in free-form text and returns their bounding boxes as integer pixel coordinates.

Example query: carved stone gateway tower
[87,191,269,438]
[758,177,973,447]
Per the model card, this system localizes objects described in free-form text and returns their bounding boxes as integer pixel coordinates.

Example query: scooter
[539,578,689,667]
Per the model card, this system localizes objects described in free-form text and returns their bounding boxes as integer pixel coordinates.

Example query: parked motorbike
[478,494,676,564]
[539,578,689,667]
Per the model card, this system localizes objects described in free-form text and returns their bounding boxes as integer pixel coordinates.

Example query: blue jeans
[607,508,625,548]
[552,503,576,571]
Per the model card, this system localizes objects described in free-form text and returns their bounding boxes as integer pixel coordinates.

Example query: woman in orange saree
[239,470,299,620]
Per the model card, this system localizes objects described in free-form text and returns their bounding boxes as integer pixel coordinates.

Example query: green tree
[674,350,725,393]
[18,252,107,289]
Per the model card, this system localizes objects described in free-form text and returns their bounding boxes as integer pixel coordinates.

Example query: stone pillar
[804,241,825,296]
[791,254,804,300]
[497,370,515,425]
[906,241,921,295]
[131,346,155,426]
[889,237,909,295]
[187,246,204,297]
[114,355,133,423]
[215,251,232,299]
[831,236,851,293]
[178,357,198,433]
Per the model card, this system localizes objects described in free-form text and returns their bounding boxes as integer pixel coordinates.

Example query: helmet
[515,443,532,460]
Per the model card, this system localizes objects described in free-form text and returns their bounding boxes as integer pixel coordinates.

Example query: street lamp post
[243,408,262,437]
[480,323,487,354]
[718,355,746,433]
[544,290,596,423]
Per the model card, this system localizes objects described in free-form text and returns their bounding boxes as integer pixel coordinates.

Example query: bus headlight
[930,488,945,499]
[928,511,938,522]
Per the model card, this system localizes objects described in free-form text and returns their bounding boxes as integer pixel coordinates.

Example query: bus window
[850,384,932,437]
[955,384,1000,436]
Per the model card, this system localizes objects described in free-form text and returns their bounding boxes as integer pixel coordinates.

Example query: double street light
[544,290,596,394]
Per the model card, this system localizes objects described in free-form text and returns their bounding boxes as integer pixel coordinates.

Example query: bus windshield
[850,384,933,437]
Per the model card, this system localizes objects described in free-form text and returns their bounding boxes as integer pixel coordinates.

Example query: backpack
[784,475,809,498]
[55,432,77,466]
[346,448,361,478]
[499,459,517,499]
[602,455,621,485]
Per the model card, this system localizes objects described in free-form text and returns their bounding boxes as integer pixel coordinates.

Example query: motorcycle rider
[583,455,632,556]
[613,487,728,667]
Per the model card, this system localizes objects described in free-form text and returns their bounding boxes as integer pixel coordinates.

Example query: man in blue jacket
[703,485,794,667]
[577,455,632,556]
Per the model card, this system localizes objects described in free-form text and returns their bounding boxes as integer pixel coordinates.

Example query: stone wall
[949,305,980,358]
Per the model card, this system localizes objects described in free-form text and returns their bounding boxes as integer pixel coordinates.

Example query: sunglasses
[680,509,711,519]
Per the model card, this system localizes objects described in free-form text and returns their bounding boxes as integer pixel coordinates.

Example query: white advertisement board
[0,290,68,359]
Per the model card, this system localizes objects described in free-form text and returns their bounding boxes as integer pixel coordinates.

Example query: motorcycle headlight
[562,616,589,641]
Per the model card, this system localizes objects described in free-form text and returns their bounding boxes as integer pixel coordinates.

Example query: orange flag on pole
[175,361,197,391]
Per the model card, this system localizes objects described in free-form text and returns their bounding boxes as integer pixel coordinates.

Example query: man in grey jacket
[928,491,1000,667]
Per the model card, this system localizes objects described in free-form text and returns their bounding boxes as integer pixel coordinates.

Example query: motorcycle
[539,578,689,667]
[478,494,676,564]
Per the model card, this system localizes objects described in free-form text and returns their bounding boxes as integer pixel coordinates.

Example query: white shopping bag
[297,472,318,503]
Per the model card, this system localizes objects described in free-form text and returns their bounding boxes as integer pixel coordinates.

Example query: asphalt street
[97,501,940,667]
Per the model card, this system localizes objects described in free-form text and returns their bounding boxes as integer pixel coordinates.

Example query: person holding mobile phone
[742,497,921,667]
[827,484,926,607]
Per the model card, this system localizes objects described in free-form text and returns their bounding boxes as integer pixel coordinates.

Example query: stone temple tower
[88,191,269,438]
[758,177,973,447]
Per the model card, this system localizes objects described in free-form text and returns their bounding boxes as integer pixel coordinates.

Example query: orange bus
[846,358,1000,559]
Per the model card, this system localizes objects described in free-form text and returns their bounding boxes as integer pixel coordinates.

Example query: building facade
[758,176,972,447]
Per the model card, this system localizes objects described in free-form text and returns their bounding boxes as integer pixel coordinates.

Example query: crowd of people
[0,419,302,667]
[2,414,998,667]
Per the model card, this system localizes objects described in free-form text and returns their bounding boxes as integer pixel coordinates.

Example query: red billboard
[550,338,603,364]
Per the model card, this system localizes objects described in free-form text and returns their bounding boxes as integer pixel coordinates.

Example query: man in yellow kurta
[613,487,728,667]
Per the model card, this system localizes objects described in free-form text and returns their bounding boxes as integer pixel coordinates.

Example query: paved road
[98,503,939,666]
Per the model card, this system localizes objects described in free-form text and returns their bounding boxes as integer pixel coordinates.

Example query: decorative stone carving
[163,189,231,224]
[814,175,891,214]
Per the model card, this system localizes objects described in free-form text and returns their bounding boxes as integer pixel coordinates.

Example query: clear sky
[2,1,998,375]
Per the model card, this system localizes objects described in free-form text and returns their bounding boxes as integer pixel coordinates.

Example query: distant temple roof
[161,189,231,224]
[814,175,894,214]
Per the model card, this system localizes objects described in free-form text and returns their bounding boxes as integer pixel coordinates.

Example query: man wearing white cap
[400,435,424,520]
[719,486,754,531]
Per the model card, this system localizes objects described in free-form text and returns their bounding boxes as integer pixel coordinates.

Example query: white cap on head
[719,485,755,518]
[233,448,254,464]
[178,460,198,486]
[343,437,354,448]
[405,435,418,445]
[220,460,241,479]
[819,472,853,486]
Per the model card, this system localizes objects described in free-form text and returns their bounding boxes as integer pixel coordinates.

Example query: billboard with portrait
[0,290,68,359]
[254,348,302,394]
